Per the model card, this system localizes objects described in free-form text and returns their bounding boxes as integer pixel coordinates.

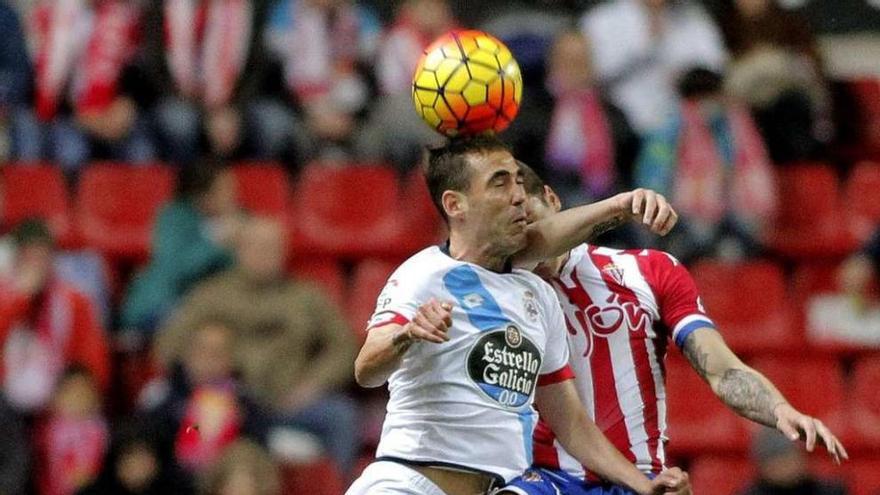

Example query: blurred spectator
[739,427,848,495]
[807,229,880,347]
[635,67,776,262]
[375,0,453,95]
[0,396,29,495]
[478,2,569,174]
[0,219,110,413]
[719,0,831,163]
[140,0,294,165]
[543,30,639,207]
[356,0,451,170]
[142,319,269,473]
[77,419,194,495]
[580,0,727,134]
[122,161,241,336]
[35,366,109,495]
[265,0,381,161]
[155,217,359,476]
[13,0,153,174]
[198,440,280,495]
[0,2,31,163]
[839,229,880,301]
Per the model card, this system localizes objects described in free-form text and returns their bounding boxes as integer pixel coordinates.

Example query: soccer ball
[412,30,523,137]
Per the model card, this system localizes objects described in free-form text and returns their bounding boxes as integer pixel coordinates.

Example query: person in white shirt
[348,135,688,495]
[580,0,727,134]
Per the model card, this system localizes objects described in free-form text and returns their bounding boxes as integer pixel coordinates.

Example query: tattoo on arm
[682,337,711,380]
[716,369,781,427]
[588,216,627,241]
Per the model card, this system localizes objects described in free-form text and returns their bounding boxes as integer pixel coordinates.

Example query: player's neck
[535,254,567,279]
[447,233,510,273]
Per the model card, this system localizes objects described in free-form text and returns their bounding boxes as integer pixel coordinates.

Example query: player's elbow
[354,356,384,388]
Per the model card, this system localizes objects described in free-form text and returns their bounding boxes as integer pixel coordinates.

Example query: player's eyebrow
[487,169,512,184]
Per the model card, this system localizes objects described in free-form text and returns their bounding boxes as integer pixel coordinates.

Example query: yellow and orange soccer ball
[412,30,523,137]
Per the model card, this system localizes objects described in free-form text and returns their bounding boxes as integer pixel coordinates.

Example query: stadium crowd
[0,0,879,494]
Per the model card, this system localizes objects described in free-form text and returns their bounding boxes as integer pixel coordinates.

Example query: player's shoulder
[387,246,458,286]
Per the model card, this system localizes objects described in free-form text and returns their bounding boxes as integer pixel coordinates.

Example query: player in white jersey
[499,164,848,495]
[347,136,690,495]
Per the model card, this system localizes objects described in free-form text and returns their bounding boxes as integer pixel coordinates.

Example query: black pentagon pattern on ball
[412,30,516,134]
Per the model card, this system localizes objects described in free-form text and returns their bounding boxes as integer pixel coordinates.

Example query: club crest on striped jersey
[602,263,626,286]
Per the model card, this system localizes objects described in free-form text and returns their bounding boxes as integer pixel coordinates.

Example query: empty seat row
[768,161,880,259]
[1,162,443,262]
[689,455,880,495]
[666,353,880,457]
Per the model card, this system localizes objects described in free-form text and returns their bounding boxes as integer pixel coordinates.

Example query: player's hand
[774,403,849,464]
[649,467,691,494]
[616,188,678,236]
[405,299,453,344]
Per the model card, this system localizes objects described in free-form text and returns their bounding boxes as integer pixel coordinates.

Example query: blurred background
[0,0,879,494]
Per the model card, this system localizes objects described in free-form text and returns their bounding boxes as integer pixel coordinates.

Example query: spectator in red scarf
[141,319,268,475]
[14,0,154,174]
[35,366,109,495]
[77,419,194,495]
[0,219,110,414]
[265,0,381,161]
[718,0,831,163]
[356,0,452,171]
[140,0,298,165]
[543,30,639,209]
[635,67,777,262]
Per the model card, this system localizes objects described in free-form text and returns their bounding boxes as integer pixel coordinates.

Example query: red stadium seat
[348,259,399,339]
[75,164,175,260]
[232,162,290,218]
[690,260,795,355]
[1,164,74,245]
[747,355,846,429]
[845,161,880,240]
[665,353,750,456]
[282,458,345,495]
[849,78,880,158]
[847,356,880,452]
[689,455,753,495]
[767,164,857,259]
[849,458,880,495]
[290,164,415,260]
[288,257,346,307]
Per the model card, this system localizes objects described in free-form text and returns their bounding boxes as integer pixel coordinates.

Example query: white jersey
[368,246,573,483]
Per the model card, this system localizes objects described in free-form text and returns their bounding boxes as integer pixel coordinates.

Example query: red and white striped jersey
[532,244,715,477]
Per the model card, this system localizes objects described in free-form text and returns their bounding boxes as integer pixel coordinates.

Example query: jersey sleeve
[365,262,426,330]
[536,284,574,386]
[645,251,716,349]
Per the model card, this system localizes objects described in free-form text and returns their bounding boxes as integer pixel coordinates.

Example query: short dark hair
[677,67,724,99]
[425,135,511,221]
[176,157,228,201]
[11,218,54,248]
[517,160,547,200]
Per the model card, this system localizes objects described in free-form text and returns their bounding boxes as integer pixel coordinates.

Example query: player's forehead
[466,149,519,184]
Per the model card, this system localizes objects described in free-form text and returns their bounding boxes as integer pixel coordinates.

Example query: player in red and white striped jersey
[499,165,848,495]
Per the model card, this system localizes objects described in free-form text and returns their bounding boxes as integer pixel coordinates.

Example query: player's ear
[442,190,468,220]
[544,185,562,212]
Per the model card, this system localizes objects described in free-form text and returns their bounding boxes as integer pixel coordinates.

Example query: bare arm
[354,299,452,388]
[681,328,848,462]
[535,380,687,495]
[514,189,677,269]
